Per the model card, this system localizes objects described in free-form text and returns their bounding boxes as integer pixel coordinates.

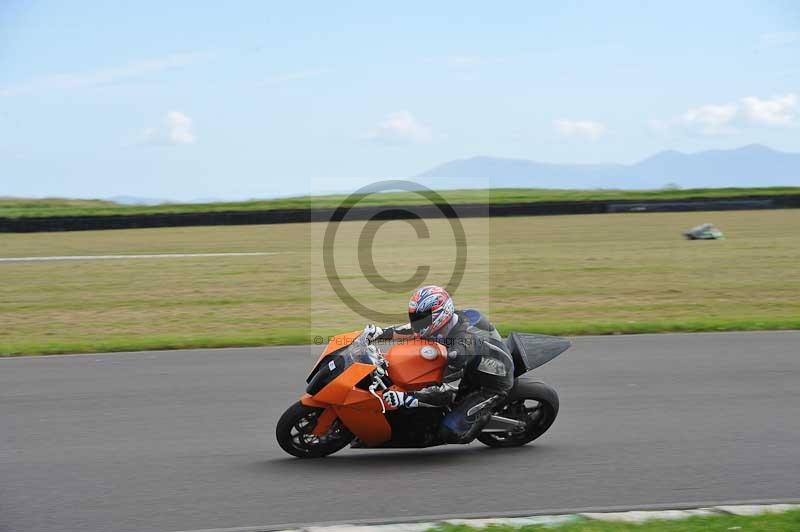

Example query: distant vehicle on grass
[684,223,724,240]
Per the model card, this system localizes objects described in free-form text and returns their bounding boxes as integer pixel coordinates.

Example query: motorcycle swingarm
[481,414,527,433]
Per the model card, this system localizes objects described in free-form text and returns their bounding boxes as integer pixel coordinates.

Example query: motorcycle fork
[311,407,338,437]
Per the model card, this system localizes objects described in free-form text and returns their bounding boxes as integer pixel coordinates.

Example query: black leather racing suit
[380,309,514,444]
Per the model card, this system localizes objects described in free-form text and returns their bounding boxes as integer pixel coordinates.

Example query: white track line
[0,252,282,263]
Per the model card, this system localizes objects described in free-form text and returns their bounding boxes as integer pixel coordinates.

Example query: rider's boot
[438,390,503,444]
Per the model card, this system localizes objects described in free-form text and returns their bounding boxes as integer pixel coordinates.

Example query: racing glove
[383,390,419,409]
[363,324,384,343]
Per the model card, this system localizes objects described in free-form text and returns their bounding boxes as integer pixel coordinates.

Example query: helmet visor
[409,309,433,334]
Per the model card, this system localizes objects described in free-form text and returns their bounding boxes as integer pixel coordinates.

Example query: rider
[364,285,514,444]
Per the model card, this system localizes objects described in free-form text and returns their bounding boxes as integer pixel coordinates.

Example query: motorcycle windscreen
[306,330,362,383]
[506,332,570,376]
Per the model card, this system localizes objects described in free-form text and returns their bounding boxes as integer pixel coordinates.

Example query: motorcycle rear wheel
[477,382,559,448]
[276,402,353,458]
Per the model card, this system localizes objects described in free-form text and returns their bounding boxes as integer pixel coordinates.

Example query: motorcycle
[276,328,570,458]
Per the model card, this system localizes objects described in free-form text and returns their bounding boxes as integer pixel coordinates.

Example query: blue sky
[1,1,799,200]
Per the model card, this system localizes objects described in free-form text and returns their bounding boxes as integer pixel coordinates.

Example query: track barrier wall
[2,195,799,233]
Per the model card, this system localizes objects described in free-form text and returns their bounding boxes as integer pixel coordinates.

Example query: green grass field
[1,210,799,356]
[2,186,799,218]
[427,509,800,532]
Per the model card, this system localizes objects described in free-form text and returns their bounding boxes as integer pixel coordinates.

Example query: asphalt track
[1,332,798,532]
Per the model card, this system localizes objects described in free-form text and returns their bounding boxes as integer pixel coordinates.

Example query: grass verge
[2,210,799,356]
[427,509,800,532]
[3,319,799,357]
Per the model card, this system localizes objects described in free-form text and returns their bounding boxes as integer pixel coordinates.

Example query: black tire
[276,402,353,458]
[477,381,559,448]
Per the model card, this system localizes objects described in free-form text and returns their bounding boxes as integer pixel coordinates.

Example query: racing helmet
[408,285,455,338]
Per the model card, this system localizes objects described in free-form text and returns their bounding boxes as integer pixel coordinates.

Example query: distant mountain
[108,195,170,206]
[415,145,800,189]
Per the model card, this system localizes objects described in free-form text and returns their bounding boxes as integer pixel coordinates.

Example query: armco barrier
[1,195,799,233]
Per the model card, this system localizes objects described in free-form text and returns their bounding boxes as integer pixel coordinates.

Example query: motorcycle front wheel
[477,382,559,448]
[276,402,353,458]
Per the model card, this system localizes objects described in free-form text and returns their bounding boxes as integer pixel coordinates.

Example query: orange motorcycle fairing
[385,340,447,389]
[307,362,392,446]
[313,362,375,404]
[300,394,328,408]
[334,389,391,446]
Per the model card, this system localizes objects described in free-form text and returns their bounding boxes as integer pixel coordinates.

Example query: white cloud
[369,111,434,144]
[759,31,800,49]
[165,111,196,144]
[0,52,213,97]
[140,111,196,146]
[553,119,607,140]
[654,93,797,136]
[676,104,739,136]
[741,94,797,126]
